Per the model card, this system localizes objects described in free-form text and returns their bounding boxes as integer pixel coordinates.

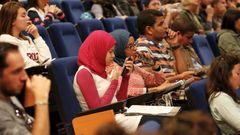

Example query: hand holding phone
[121,57,134,76]
[121,66,128,77]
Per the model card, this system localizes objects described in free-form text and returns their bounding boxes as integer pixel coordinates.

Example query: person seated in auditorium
[0,42,51,135]
[91,0,126,19]
[207,53,240,135]
[211,0,227,32]
[112,0,141,16]
[135,9,196,82]
[73,30,134,111]
[198,0,215,32]
[218,9,240,54]
[142,0,179,28]
[177,0,205,34]
[27,0,65,28]
[171,18,208,78]
[109,29,173,96]
[127,0,142,16]
[0,2,52,68]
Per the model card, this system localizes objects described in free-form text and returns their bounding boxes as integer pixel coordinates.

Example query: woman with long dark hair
[0,2,52,68]
[208,53,240,135]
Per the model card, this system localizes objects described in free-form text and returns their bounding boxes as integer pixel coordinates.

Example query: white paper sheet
[125,105,176,115]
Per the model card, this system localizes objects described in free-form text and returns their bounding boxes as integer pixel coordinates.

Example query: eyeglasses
[126,43,135,49]
[11,102,34,131]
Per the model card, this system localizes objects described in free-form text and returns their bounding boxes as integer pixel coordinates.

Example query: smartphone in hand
[121,57,132,76]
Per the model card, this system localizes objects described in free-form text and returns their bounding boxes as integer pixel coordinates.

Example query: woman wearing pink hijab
[73,30,133,111]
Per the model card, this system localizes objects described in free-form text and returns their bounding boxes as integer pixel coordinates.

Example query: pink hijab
[78,30,116,79]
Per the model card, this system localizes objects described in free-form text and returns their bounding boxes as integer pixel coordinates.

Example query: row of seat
[21,0,220,65]
[21,0,112,24]
[76,17,139,40]
[37,17,138,58]
[21,0,221,61]
[39,22,219,67]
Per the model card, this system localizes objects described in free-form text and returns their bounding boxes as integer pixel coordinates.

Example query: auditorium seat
[37,25,58,58]
[125,16,139,39]
[48,22,82,57]
[52,56,81,135]
[76,19,105,41]
[61,0,85,24]
[101,17,128,32]
[206,32,220,57]
[186,79,222,135]
[192,35,215,65]
[49,0,62,9]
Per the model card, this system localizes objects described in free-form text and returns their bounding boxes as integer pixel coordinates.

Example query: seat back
[125,16,139,39]
[48,22,82,57]
[82,0,93,11]
[51,56,81,135]
[61,0,85,24]
[206,32,220,57]
[102,18,128,32]
[186,79,222,135]
[49,0,62,9]
[37,25,58,58]
[186,79,210,113]
[72,110,115,135]
[192,35,215,65]
[76,19,105,41]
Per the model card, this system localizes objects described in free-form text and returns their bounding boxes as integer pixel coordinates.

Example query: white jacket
[0,34,52,68]
[209,92,240,135]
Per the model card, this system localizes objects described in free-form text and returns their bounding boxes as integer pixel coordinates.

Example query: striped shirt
[135,36,176,73]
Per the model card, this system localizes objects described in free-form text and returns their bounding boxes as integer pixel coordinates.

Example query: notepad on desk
[125,105,181,116]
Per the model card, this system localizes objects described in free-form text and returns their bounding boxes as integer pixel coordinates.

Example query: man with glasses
[0,42,51,135]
